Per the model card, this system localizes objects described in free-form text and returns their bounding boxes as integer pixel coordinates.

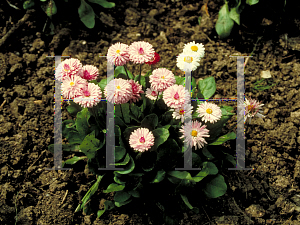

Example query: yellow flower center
[70,82,75,86]
[248,105,254,111]
[191,46,198,51]
[206,108,212,114]
[161,76,165,79]
[191,130,198,137]
[116,86,121,89]
[116,49,120,54]
[179,109,185,115]
[184,56,193,63]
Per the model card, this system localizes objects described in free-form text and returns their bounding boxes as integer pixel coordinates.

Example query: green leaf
[152,128,169,150]
[103,183,125,193]
[78,0,95,29]
[66,101,82,116]
[23,0,35,10]
[121,103,131,124]
[175,75,185,86]
[62,120,83,144]
[180,194,199,213]
[198,16,202,25]
[209,132,236,145]
[45,0,57,16]
[63,156,87,166]
[151,170,166,183]
[202,147,215,160]
[113,153,130,166]
[128,189,140,198]
[115,146,126,162]
[229,7,240,25]
[215,2,234,39]
[134,75,146,89]
[198,76,216,99]
[168,171,194,181]
[79,130,100,160]
[141,114,158,131]
[97,200,114,218]
[203,174,227,198]
[76,108,92,137]
[192,77,197,97]
[115,199,132,207]
[114,191,131,203]
[75,175,103,213]
[220,105,235,116]
[246,0,259,5]
[114,156,135,174]
[88,0,115,8]
[114,66,134,79]
[130,103,142,120]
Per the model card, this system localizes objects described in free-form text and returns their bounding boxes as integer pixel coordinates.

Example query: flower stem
[139,64,142,84]
[123,65,130,79]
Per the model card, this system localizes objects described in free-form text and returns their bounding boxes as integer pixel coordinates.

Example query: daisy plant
[48,41,265,224]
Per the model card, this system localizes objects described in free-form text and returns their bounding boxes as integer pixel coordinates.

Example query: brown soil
[1,0,300,224]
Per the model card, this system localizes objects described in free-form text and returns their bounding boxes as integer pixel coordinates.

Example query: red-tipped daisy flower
[107,42,130,66]
[149,68,176,92]
[128,79,144,103]
[163,84,186,109]
[80,65,99,81]
[179,120,210,150]
[73,83,102,108]
[62,75,87,99]
[239,97,265,124]
[61,58,83,78]
[145,52,160,65]
[145,87,161,100]
[129,127,155,152]
[128,41,155,64]
[104,78,133,104]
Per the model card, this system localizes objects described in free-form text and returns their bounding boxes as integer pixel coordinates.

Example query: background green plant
[23,0,115,32]
[215,0,259,39]
[48,66,237,224]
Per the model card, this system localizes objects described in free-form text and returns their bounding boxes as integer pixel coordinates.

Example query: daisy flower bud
[129,128,155,152]
[149,68,176,92]
[107,42,130,66]
[128,41,155,64]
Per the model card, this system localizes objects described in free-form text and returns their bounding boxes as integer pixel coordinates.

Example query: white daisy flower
[183,41,205,58]
[176,52,201,72]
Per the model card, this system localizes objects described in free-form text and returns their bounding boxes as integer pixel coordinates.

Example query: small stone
[245,204,265,218]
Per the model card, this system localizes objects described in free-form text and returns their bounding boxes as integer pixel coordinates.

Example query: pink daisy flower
[62,75,87,99]
[128,79,144,103]
[239,97,265,124]
[179,120,210,150]
[107,42,130,66]
[61,58,83,78]
[163,84,186,109]
[128,41,155,64]
[149,68,176,92]
[129,128,155,152]
[145,52,160,65]
[79,65,99,81]
[197,101,222,124]
[73,83,102,108]
[104,78,133,104]
[145,87,161,100]
[170,104,193,123]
